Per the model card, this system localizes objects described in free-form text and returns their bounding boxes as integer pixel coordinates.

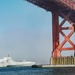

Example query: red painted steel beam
[52,12,61,57]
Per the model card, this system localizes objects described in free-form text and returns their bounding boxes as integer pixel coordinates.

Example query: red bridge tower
[26,0,75,64]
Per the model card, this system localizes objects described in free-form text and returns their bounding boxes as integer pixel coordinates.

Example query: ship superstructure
[0,56,35,67]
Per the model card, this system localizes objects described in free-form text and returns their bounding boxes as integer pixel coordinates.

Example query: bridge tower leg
[52,11,75,58]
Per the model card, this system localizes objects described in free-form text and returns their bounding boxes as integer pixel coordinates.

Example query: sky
[0,0,74,64]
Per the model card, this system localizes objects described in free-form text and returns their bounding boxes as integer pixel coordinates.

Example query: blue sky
[0,0,74,64]
[0,0,52,64]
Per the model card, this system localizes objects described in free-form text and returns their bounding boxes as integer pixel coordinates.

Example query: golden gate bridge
[26,0,75,66]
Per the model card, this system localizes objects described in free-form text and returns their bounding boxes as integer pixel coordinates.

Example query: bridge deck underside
[26,0,75,23]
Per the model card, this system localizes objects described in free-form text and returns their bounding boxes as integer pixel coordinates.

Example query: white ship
[0,56,36,67]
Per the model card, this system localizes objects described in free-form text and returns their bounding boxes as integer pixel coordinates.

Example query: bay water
[0,66,74,75]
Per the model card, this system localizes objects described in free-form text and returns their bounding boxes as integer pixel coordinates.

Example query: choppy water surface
[0,66,75,75]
